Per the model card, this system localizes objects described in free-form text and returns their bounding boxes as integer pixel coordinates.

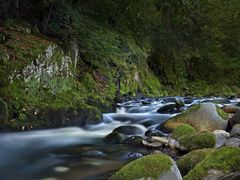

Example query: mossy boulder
[179,132,216,152]
[160,103,228,133]
[110,154,182,180]
[177,149,215,176]
[184,147,240,180]
[0,99,8,127]
[171,124,196,140]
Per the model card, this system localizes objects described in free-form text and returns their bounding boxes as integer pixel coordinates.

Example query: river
[0,96,238,180]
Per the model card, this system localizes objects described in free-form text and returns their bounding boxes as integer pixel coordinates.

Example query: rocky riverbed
[0,96,240,180]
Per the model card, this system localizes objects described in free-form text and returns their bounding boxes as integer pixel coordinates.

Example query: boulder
[145,130,167,137]
[213,130,230,148]
[224,137,240,148]
[113,125,145,135]
[0,99,8,127]
[110,154,183,180]
[223,105,240,114]
[103,132,126,143]
[228,111,240,130]
[157,103,183,114]
[160,103,228,133]
[178,132,216,152]
[184,147,240,180]
[171,124,196,140]
[176,148,215,176]
[230,124,240,138]
[121,136,143,146]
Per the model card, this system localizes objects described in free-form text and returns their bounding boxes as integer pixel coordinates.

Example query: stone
[178,132,216,152]
[223,105,240,114]
[224,137,240,147]
[160,103,228,133]
[228,111,240,130]
[230,124,240,138]
[125,152,143,159]
[213,130,230,148]
[110,154,183,180]
[184,147,240,180]
[121,136,143,146]
[157,103,183,114]
[170,124,196,140]
[219,172,240,180]
[103,132,126,143]
[145,130,166,137]
[113,125,145,135]
[177,148,215,176]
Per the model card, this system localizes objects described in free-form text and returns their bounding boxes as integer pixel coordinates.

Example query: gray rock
[160,103,228,133]
[228,111,240,130]
[219,172,240,180]
[213,130,230,148]
[113,125,145,135]
[224,137,240,147]
[230,124,240,138]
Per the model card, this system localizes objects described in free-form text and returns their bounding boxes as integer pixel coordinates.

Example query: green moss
[110,154,173,180]
[177,148,215,176]
[216,107,229,120]
[184,147,240,180]
[179,132,216,152]
[171,124,196,140]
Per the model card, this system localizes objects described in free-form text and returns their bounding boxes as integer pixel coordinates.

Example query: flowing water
[0,96,239,180]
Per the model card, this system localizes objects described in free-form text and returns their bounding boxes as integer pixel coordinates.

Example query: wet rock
[224,137,240,147]
[145,130,166,137]
[103,132,126,143]
[228,111,240,130]
[82,150,106,157]
[230,124,240,138]
[177,148,215,176]
[157,103,183,114]
[113,125,144,135]
[183,98,194,104]
[125,152,143,159]
[178,132,216,152]
[0,99,8,127]
[160,103,228,133]
[223,105,240,114]
[110,154,183,180]
[213,130,230,148]
[141,100,151,105]
[184,147,240,180]
[121,136,143,146]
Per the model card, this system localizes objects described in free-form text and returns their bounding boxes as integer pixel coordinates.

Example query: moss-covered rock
[110,154,182,180]
[177,149,215,176]
[179,132,216,152]
[184,147,240,180]
[171,124,196,140]
[0,99,8,127]
[160,103,227,133]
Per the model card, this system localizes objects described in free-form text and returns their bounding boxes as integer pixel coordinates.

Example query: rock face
[160,103,228,133]
[0,99,8,127]
[177,148,215,176]
[110,154,183,180]
[184,147,240,180]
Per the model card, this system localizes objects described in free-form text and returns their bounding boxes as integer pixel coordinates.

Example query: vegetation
[177,148,215,176]
[184,147,240,180]
[171,123,196,140]
[0,0,240,129]
[179,132,216,152]
[110,154,173,180]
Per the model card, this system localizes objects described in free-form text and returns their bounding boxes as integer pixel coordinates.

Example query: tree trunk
[42,2,53,34]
